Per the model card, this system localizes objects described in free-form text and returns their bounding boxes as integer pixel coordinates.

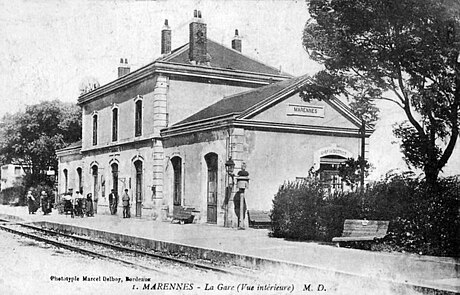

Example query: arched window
[63,169,68,193]
[171,156,182,206]
[92,114,98,145]
[135,100,142,137]
[112,108,118,142]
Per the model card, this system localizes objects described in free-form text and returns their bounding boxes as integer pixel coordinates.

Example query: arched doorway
[111,163,119,194]
[92,165,98,213]
[91,165,98,199]
[205,153,218,224]
[63,169,68,193]
[134,160,143,217]
[171,157,182,208]
[76,167,82,193]
[319,155,347,194]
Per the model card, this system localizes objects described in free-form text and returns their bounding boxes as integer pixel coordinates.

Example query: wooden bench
[247,210,271,229]
[172,207,195,224]
[332,219,389,246]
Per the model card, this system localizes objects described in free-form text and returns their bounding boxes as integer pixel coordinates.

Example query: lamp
[225,157,235,175]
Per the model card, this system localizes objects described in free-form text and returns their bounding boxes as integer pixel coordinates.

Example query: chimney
[118,58,130,77]
[161,19,171,55]
[189,10,208,64]
[231,29,242,52]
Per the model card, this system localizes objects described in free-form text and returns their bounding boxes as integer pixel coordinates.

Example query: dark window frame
[112,108,118,142]
[92,114,98,145]
[135,100,142,137]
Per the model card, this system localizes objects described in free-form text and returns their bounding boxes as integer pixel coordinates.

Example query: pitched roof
[176,75,311,125]
[158,39,288,76]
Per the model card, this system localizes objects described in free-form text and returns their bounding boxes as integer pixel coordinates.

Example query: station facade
[57,11,372,226]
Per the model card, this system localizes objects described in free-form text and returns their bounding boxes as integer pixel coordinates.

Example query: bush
[270,174,460,257]
[0,185,26,205]
[0,184,55,208]
[364,176,460,257]
[271,179,324,240]
[270,179,362,241]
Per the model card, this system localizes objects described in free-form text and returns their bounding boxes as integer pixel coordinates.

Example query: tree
[0,100,82,187]
[301,0,460,187]
[338,156,371,191]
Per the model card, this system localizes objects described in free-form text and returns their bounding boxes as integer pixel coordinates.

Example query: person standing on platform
[40,191,51,215]
[27,191,36,214]
[121,189,131,218]
[86,193,94,217]
[109,189,118,215]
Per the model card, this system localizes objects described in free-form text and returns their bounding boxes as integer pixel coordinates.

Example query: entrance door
[134,160,142,217]
[171,157,182,209]
[205,153,218,223]
[111,163,119,194]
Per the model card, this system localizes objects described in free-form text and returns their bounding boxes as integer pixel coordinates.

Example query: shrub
[270,179,362,241]
[270,174,460,257]
[367,176,460,257]
[0,185,26,205]
[271,179,325,240]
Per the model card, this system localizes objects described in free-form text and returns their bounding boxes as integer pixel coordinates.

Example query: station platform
[0,204,458,294]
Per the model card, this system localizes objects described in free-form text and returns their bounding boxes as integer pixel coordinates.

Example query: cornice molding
[77,61,291,106]
[161,118,371,139]
[80,136,154,155]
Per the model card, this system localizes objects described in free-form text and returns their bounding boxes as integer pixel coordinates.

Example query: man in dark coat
[40,191,51,215]
[86,193,94,217]
[108,189,118,215]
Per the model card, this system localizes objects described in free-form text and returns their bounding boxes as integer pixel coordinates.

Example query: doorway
[205,153,218,223]
[134,160,143,217]
[171,156,182,209]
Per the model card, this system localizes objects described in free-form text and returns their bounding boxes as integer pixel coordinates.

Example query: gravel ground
[0,230,244,295]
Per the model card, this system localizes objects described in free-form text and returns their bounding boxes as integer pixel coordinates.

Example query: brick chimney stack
[189,10,208,64]
[231,29,242,52]
[161,19,171,55]
[118,58,130,77]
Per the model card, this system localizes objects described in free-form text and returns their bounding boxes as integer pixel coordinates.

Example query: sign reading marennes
[287,104,324,118]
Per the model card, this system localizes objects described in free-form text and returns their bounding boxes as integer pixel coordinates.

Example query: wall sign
[287,104,324,118]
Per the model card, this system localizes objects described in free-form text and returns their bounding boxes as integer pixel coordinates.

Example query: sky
[0,0,458,178]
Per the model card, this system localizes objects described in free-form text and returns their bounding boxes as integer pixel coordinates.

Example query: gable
[249,93,359,129]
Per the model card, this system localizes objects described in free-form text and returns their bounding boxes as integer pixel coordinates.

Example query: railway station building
[57,11,372,226]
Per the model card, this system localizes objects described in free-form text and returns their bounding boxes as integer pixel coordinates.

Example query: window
[92,114,98,145]
[14,166,21,175]
[112,108,118,142]
[135,100,142,137]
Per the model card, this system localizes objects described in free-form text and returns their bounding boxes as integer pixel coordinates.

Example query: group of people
[27,190,52,215]
[27,187,132,218]
[109,189,131,218]
[62,190,95,218]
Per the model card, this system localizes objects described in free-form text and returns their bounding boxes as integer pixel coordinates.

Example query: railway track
[0,219,259,282]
